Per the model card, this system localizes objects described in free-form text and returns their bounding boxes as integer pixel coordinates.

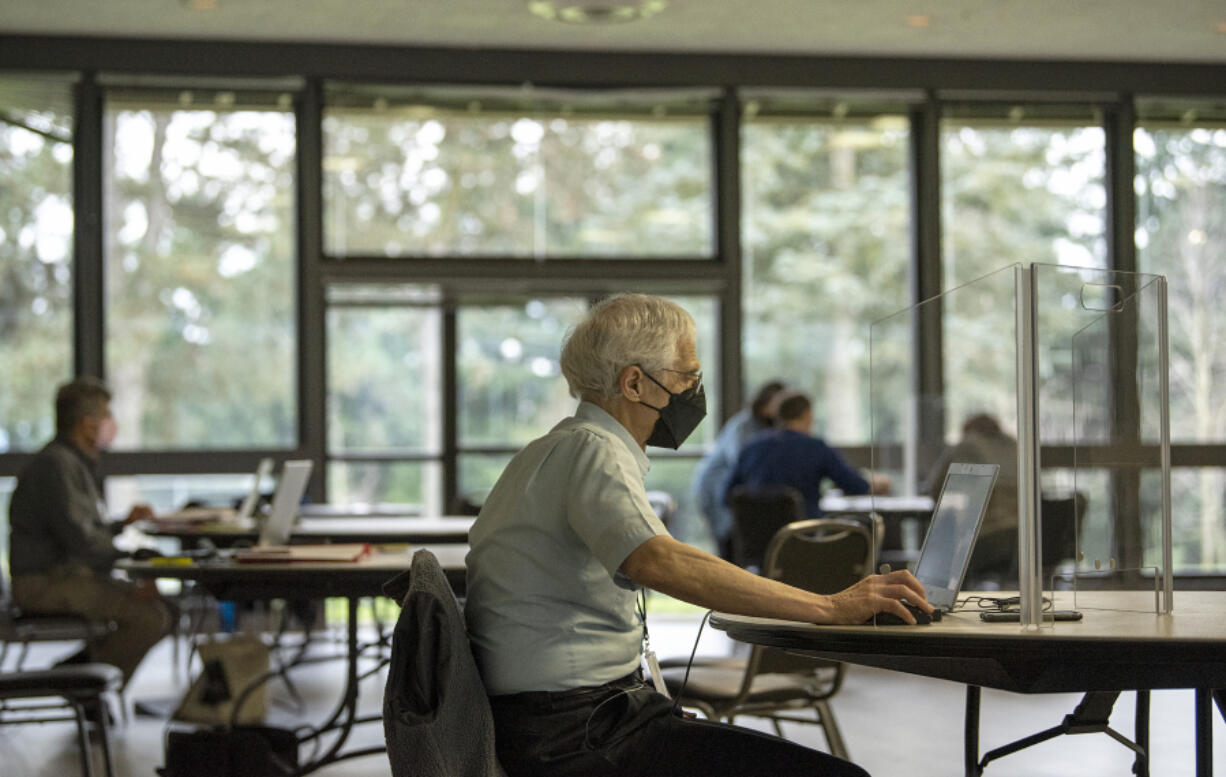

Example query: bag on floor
[173,634,270,726]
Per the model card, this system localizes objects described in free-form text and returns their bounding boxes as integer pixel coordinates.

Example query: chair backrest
[763,519,875,594]
[728,485,805,571]
[1041,491,1088,575]
[382,550,507,777]
[749,518,875,677]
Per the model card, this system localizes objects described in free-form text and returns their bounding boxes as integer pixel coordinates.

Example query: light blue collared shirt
[465,401,669,695]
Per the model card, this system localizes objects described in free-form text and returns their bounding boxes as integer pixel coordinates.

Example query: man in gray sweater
[8,377,170,687]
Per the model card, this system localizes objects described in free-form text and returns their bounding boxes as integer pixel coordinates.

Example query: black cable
[954,594,1052,613]
[670,610,712,716]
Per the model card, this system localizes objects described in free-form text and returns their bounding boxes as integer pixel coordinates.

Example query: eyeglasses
[657,368,703,384]
[637,365,703,393]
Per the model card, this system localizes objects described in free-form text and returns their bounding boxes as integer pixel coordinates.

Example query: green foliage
[0,109,74,451]
[104,107,296,448]
[741,119,910,443]
[323,112,712,258]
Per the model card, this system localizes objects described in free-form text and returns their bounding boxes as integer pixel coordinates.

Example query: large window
[0,76,74,452]
[453,294,720,507]
[741,96,911,444]
[326,284,443,510]
[104,87,297,449]
[456,297,587,502]
[940,106,1107,439]
[323,86,715,259]
[1135,99,1226,570]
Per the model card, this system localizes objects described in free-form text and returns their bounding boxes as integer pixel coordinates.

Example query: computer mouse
[865,600,932,625]
[131,547,164,561]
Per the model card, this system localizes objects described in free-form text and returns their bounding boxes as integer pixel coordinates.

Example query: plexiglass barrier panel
[1033,264,1171,611]
[870,263,1171,624]
[869,265,1027,617]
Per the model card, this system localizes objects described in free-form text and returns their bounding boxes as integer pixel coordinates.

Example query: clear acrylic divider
[869,265,1028,624]
[869,263,1172,629]
[1033,264,1172,615]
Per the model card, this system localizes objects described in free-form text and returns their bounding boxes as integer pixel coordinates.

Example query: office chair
[0,571,114,671]
[1040,491,1087,583]
[0,662,123,777]
[662,518,875,759]
[382,550,507,777]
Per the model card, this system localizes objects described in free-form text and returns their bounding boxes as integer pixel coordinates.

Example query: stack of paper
[234,543,373,563]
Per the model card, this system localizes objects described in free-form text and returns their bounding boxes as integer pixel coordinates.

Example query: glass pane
[1141,468,1226,574]
[0,76,74,452]
[1134,124,1226,443]
[328,299,443,454]
[643,456,707,547]
[742,113,910,444]
[105,473,266,514]
[327,460,442,515]
[458,298,587,448]
[104,93,297,449]
[664,294,720,450]
[323,87,713,258]
[942,119,1107,288]
[941,118,1107,439]
[457,453,514,510]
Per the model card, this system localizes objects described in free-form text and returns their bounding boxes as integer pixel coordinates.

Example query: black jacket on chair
[382,550,506,777]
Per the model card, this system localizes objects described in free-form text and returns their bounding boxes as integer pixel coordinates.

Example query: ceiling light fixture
[1216,21,1226,34]
[527,0,668,24]
[182,0,219,10]
[905,14,932,28]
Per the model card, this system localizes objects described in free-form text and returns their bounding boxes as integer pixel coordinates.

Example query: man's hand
[123,504,156,525]
[867,472,892,495]
[824,569,932,625]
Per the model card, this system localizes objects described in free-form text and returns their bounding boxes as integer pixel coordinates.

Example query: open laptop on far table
[912,462,1000,614]
[255,459,314,547]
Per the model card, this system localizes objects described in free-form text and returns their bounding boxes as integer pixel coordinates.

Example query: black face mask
[638,369,707,449]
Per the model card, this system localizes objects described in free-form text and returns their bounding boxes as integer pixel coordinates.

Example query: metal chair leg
[94,696,117,777]
[69,699,96,777]
[814,698,849,760]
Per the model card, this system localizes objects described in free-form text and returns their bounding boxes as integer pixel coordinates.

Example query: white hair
[560,294,696,400]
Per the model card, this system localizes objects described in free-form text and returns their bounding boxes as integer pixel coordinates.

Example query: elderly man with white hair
[465,293,929,777]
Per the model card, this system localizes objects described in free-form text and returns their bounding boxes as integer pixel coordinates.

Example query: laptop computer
[912,462,1000,613]
[256,459,314,547]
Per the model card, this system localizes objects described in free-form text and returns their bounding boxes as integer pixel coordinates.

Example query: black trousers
[489,673,871,777]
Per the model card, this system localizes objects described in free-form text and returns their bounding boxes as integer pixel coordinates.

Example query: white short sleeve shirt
[464,401,669,695]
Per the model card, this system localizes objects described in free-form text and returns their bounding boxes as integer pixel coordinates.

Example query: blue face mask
[637,369,707,449]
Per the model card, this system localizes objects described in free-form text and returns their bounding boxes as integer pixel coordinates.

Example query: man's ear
[618,364,645,401]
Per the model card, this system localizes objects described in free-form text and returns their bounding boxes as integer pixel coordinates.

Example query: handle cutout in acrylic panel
[1079,283,1125,313]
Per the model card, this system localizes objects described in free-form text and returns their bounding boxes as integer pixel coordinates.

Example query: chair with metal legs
[663,518,876,759]
[0,663,123,777]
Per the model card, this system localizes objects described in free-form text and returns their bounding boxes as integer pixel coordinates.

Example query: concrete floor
[2,613,1224,777]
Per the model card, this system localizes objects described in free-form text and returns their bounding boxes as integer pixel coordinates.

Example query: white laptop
[912,462,1000,613]
[256,460,314,547]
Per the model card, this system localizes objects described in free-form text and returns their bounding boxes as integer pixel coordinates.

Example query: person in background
[7,377,171,688]
[466,294,929,777]
[724,390,889,520]
[922,413,1019,584]
[690,379,787,557]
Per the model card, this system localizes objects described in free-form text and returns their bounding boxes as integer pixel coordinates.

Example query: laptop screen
[258,460,313,547]
[914,462,1000,611]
